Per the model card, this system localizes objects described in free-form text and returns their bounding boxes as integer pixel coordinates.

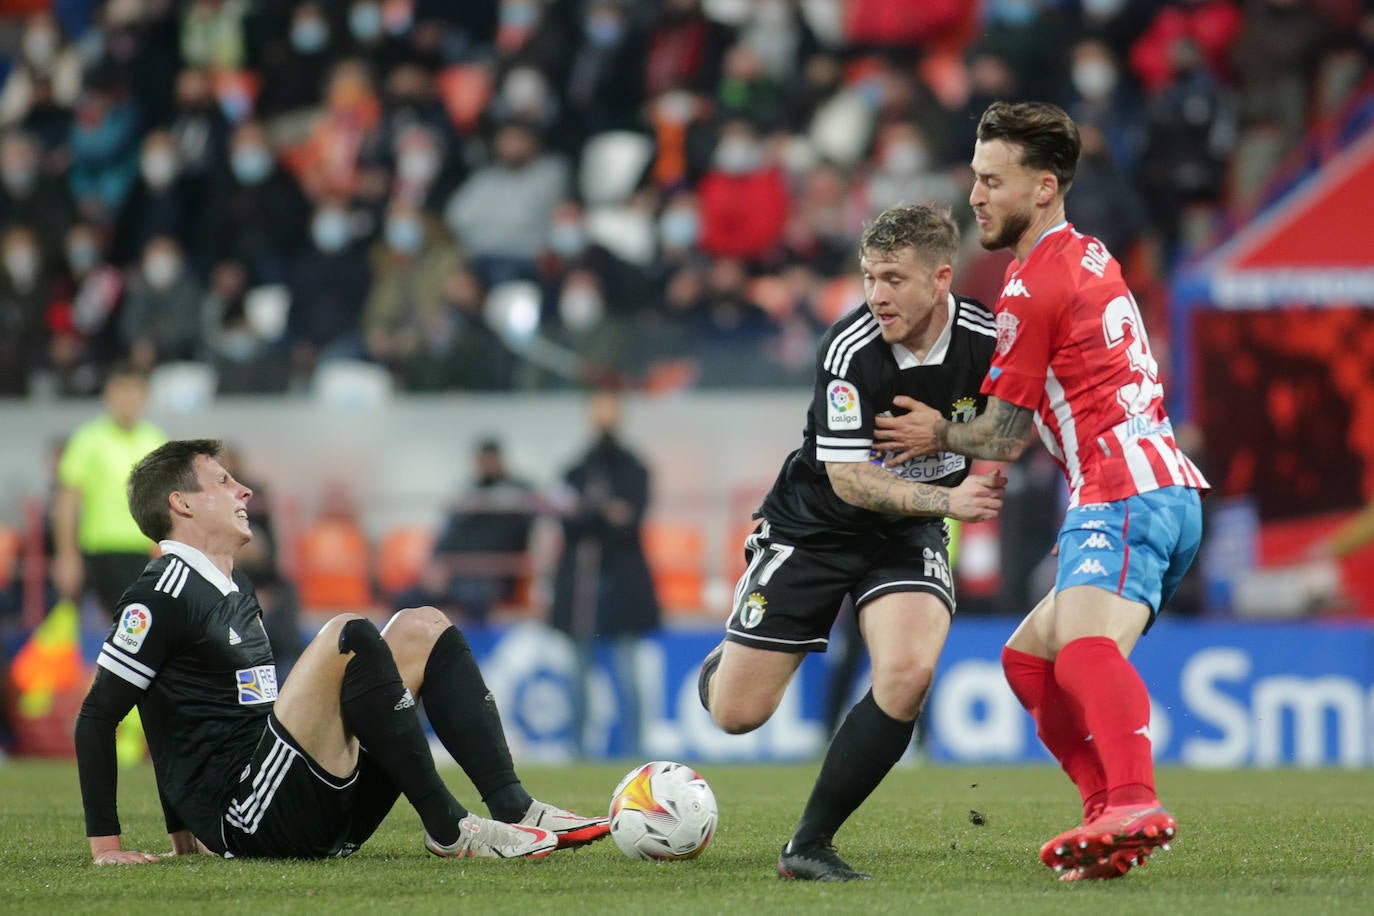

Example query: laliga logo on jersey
[113,603,152,653]
[827,381,861,430]
[995,311,1020,356]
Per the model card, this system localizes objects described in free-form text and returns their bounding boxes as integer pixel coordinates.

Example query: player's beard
[979,205,1033,252]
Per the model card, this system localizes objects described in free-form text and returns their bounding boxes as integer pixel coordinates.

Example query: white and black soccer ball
[608,760,718,861]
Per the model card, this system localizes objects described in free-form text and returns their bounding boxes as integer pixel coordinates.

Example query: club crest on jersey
[826,381,861,430]
[740,592,767,629]
[237,665,279,705]
[950,396,977,424]
[113,603,152,653]
[995,311,1020,356]
[1001,277,1030,298]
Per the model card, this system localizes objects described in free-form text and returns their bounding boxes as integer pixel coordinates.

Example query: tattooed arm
[826,461,1005,523]
[873,395,1037,464]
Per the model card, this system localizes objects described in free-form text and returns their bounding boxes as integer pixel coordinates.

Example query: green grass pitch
[3,759,1371,914]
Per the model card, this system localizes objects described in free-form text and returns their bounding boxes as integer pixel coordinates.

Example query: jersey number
[1101,294,1162,416]
[749,543,793,586]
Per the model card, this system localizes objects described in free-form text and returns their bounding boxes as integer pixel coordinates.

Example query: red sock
[1052,636,1157,809]
[1001,646,1106,820]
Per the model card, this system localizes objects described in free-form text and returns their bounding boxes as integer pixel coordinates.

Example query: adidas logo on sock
[228,627,242,646]
[395,688,416,711]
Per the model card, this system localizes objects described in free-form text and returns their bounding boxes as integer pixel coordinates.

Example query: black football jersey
[759,294,997,538]
[91,541,276,850]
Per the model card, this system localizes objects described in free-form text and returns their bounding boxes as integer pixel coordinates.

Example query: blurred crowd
[1,0,1371,398]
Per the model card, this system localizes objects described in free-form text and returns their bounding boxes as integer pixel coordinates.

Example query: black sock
[791,689,915,848]
[338,618,466,845]
[419,626,532,822]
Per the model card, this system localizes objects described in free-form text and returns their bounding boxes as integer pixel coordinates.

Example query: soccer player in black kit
[698,204,1006,880]
[76,439,608,864]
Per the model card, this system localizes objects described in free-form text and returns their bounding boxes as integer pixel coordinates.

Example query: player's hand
[873,396,943,465]
[946,471,1006,523]
[167,830,204,856]
[91,835,160,865]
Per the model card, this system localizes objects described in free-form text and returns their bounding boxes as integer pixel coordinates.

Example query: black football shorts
[220,714,401,859]
[723,518,955,653]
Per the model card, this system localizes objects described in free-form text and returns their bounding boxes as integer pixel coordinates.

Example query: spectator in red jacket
[697,118,788,263]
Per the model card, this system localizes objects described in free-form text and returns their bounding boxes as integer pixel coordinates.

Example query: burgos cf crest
[740,592,767,629]
[950,396,977,424]
[995,311,1020,356]
[827,381,860,430]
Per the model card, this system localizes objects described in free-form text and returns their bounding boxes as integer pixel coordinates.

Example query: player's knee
[709,688,777,734]
[871,658,935,719]
[711,704,767,735]
[383,605,449,642]
[333,614,385,657]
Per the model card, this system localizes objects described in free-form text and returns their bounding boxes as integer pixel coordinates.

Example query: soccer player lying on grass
[76,439,608,864]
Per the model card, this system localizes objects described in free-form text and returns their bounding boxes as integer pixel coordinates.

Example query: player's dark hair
[976,101,1079,193]
[859,203,960,266]
[128,439,223,542]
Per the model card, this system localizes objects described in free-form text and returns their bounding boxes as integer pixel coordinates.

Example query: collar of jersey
[159,540,240,596]
[891,292,956,369]
[1025,220,1070,258]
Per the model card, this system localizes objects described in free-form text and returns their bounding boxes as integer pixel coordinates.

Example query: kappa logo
[1079,519,1109,531]
[1073,558,1109,577]
[1133,724,1152,742]
[1078,533,1113,550]
[1001,277,1030,298]
[228,627,242,646]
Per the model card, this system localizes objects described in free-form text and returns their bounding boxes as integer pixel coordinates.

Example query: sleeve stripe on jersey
[823,313,879,376]
[817,445,873,462]
[957,318,997,338]
[835,325,881,377]
[816,435,870,447]
[98,648,152,689]
[959,306,995,328]
[154,558,180,592]
[155,559,190,597]
[103,642,156,677]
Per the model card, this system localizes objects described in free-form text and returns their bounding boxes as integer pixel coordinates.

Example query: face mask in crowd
[4,244,39,288]
[231,146,274,185]
[659,207,699,248]
[714,137,763,175]
[292,16,330,53]
[143,251,183,290]
[312,211,351,253]
[385,216,424,254]
[349,2,384,42]
[141,149,178,189]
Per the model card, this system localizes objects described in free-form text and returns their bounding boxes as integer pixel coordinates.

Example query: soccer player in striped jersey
[697,204,1006,880]
[875,102,1209,881]
[75,439,607,864]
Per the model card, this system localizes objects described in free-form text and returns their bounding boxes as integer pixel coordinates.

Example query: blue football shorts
[1054,485,1204,631]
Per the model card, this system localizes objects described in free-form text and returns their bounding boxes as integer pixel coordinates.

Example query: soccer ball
[608,760,718,861]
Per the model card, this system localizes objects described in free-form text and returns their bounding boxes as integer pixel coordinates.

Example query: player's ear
[1036,171,1058,205]
[168,490,193,519]
[934,263,954,292]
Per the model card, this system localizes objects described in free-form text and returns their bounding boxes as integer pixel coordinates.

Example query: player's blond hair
[859,203,959,266]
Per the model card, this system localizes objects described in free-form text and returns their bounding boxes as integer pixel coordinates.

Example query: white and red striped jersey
[981,222,1209,507]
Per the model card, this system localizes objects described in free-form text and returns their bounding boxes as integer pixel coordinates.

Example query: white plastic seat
[579,131,654,206]
[311,359,394,409]
[147,361,218,414]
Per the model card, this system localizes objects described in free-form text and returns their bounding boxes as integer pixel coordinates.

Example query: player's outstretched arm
[826,462,1005,522]
[876,395,1036,464]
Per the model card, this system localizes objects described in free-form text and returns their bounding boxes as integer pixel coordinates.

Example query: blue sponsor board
[460,619,1374,768]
